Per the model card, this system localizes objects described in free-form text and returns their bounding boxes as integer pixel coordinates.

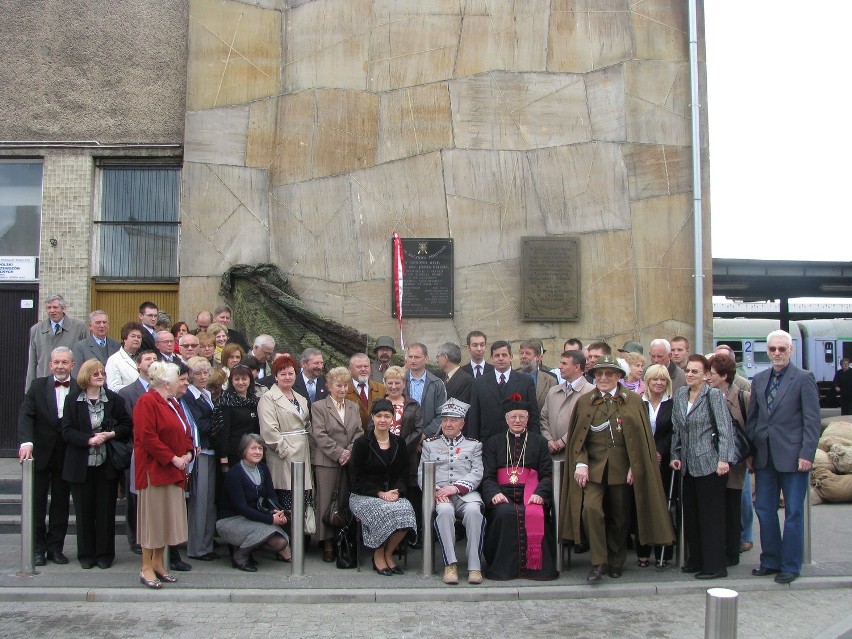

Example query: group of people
[19,294,821,588]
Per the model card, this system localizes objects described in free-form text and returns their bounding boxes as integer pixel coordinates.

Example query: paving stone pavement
[1,589,852,639]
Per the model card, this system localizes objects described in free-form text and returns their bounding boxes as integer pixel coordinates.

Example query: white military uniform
[419,433,485,570]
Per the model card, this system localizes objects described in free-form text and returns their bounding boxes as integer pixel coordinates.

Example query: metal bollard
[803,469,812,565]
[421,461,436,577]
[552,459,564,567]
[291,461,305,576]
[19,458,36,576]
[704,587,738,639]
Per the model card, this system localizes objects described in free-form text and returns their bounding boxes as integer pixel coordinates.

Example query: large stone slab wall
[181,0,712,357]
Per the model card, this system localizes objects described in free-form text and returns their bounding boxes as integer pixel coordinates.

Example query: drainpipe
[688,0,705,352]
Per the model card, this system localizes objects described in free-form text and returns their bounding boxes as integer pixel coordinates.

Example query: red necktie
[358,383,368,406]
[54,380,70,388]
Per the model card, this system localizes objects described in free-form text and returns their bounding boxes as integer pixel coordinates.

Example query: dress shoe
[189,552,219,561]
[468,570,483,584]
[774,572,798,584]
[154,571,178,583]
[373,563,393,577]
[574,543,589,554]
[139,574,162,589]
[231,559,258,572]
[96,559,113,569]
[388,565,404,575]
[275,552,292,563]
[130,544,143,555]
[80,559,95,569]
[169,559,192,572]
[752,566,779,577]
[443,564,459,584]
[587,565,605,583]
[696,570,727,580]
[34,552,47,567]
[739,542,753,553]
[47,551,69,565]
[609,567,623,578]
[681,565,701,574]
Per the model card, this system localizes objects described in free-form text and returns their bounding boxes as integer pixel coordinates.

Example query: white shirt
[494,368,511,384]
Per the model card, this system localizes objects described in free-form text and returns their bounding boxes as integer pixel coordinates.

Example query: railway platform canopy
[713,258,852,324]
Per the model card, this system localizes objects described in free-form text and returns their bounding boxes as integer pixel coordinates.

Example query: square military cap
[439,398,471,418]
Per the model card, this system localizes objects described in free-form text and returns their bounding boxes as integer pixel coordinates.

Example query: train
[713,318,852,406]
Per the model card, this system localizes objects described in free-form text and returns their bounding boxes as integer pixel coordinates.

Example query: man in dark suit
[118,349,159,554]
[154,331,178,363]
[346,352,385,429]
[71,311,121,378]
[291,347,329,408]
[138,301,159,352]
[462,330,494,380]
[18,346,78,566]
[213,305,249,351]
[746,329,820,585]
[436,342,473,405]
[466,340,540,442]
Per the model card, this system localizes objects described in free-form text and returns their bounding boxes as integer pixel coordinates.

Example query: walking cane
[658,470,677,569]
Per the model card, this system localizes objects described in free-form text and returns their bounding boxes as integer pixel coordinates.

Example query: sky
[704,2,850,263]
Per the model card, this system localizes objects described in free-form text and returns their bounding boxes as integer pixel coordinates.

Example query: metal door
[0,285,39,455]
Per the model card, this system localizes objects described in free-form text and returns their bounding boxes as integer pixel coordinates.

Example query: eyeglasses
[91,371,106,377]
[684,368,704,375]
[767,346,788,353]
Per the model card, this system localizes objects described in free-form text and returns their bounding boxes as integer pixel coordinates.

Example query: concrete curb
[2,575,850,604]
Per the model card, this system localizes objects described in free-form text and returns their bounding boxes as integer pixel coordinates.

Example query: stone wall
[181,0,712,356]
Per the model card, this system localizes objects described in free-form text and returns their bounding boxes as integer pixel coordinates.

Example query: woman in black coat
[348,400,416,576]
[62,358,132,569]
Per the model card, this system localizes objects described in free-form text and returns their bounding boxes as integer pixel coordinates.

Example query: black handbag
[335,523,356,569]
[105,438,133,472]
[323,472,351,528]
[257,496,284,514]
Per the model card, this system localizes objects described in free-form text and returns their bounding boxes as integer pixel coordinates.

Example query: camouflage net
[220,263,405,370]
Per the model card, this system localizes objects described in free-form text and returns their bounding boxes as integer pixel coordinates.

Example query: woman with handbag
[311,366,363,562]
[217,433,291,571]
[258,354,315,536]
[707,352,752,567]
[349,399,416,576]
[133,361,195,588]
[61,358,132,569]
[670,354,735,580]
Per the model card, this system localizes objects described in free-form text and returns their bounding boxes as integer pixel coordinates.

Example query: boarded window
[96,165,180,279]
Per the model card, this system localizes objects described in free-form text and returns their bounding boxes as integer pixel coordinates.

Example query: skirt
[137,482,188,549]
[348,493,416,549]
[216,516,288,550]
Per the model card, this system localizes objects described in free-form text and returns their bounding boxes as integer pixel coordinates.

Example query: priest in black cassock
[481,393,558,580]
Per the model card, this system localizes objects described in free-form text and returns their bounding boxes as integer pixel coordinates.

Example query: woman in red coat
[133,361,194,589]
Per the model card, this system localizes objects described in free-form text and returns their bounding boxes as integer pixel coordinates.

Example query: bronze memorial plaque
[520,236,580,321]
[392,238,454,318]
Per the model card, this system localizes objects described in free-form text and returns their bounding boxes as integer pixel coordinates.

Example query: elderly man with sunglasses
[746,330,820,585]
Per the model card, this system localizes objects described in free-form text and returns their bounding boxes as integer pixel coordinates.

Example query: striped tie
[767,371,781,411]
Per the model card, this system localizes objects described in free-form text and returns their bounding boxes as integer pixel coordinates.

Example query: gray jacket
[670,384,733,478]
[405,370,447,438]
[26,316,88,390]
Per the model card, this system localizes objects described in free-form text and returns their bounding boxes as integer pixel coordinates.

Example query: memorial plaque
[521,236,580,321]
[392,238,454,318]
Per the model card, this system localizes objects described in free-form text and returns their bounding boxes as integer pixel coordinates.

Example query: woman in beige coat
[258,354,313,514]
[310,366,363,562]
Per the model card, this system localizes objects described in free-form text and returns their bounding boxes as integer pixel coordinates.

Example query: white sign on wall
[0,256,37,281]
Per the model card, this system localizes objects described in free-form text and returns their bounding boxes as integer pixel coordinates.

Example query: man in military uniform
[562,356,673,583]
[419,398,485,585]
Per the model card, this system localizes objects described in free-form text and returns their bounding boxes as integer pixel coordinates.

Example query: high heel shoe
[154,571,178,583]
[139,573,162,589]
